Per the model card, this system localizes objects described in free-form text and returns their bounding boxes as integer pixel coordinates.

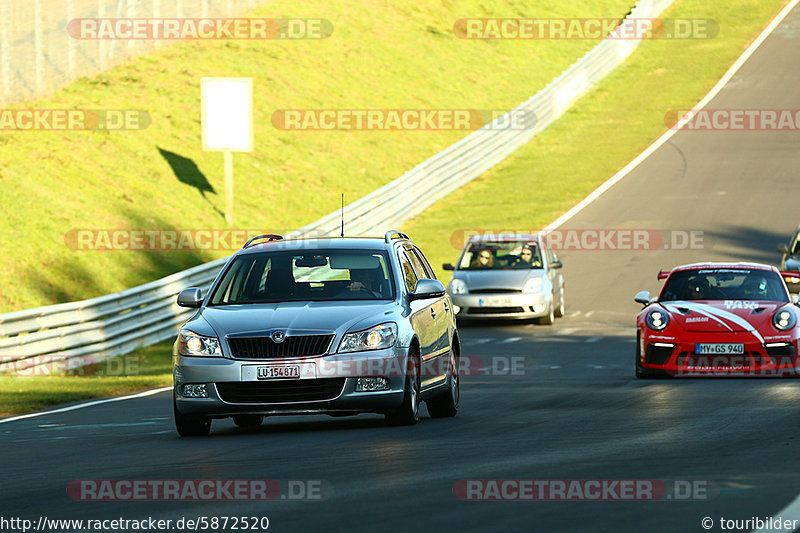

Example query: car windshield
[208,249,395,304]
[660,268,788,302]
[457,240,543,270]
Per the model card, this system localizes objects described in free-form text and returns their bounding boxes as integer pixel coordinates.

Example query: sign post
[201,77,253,227]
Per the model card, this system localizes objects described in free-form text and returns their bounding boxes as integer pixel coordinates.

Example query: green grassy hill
[0,0,636,312]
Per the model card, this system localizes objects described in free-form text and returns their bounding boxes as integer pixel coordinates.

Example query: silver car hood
[199,301,398,337]
[454,269,544,290]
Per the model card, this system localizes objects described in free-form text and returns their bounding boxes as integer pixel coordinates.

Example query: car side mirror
[442,263,455,271]
[550,260,562,269]
[177,287,204,308]
[634,290,651,305]
[410,279,446,301]
[778,243,789,254]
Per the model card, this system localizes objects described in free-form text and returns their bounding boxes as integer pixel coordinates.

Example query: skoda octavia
[172,231,460,436]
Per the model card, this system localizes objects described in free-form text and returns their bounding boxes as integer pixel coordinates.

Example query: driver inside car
[347,268,382,296]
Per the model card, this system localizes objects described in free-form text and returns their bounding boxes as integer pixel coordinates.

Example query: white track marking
[0,387,171,425]
[752,492,800,531]
[499,337,522,344]
[545,0,800,232]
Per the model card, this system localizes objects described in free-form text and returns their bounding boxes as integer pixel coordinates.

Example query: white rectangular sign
[201,77,253,151]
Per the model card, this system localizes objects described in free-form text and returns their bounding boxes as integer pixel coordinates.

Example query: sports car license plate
[257,365,300,379]
[694,343,744,355]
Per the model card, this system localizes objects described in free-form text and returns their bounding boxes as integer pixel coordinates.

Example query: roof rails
[385,230,410,243]
[242,234,284,249]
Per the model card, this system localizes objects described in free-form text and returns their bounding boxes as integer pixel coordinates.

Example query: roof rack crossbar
[243,234,284,249]
[384,230,409,243]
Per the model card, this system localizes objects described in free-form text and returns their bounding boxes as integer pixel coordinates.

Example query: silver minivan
[444,233,565,323]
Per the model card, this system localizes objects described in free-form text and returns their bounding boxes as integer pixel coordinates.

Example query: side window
[398,251,418,292]
[409,246,435,279]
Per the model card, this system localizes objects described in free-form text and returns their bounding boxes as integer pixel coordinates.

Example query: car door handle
[443,301,449,314]
[430,307,436,319]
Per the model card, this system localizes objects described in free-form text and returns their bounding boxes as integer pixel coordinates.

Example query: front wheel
[554,287,565,318]
[427,349,459,418]
[385,353,420,426]
[536,299,555,325]
[174,398,211,437]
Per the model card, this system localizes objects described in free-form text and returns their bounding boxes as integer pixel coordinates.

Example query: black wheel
[385,352,420,426]
[536,299,555,325]
[427,348,459,418]
[554,288,565,318]
[174,398,211,437]
[233,415,264,427]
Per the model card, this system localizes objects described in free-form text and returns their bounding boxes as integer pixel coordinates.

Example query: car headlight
[773,309,797,331]
[646,309,669,331]
[178,330,222,357]
[449,279,468,295]
[522,277,543,293]
[339,323,397,353]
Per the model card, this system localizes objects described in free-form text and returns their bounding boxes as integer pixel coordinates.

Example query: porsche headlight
[449,279,468,295]
[522,277,543,293]
[646,309,669,331]
[339,323,397,353]
[178,330,222,357]
[772,309,797,331]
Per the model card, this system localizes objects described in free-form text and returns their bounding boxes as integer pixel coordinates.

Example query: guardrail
[0,0,674,372]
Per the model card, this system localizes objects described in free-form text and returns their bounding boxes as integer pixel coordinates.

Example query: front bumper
[174,348,408,417]
[451,292,550,319]
[639,330,800,376]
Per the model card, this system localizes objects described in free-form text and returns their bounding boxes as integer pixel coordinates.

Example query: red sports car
[634,263,800,378]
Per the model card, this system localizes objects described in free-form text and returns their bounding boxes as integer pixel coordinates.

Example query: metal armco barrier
[0,0,675,371]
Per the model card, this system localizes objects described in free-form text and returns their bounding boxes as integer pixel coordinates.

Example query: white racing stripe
[663,301,764,343]
[752,492,800,532]
[0,386,172,425]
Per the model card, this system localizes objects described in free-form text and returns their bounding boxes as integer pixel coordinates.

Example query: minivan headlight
[339,323,397,353]
[449,279,468,294]
[179,330,222,357]
[522,277,543,293]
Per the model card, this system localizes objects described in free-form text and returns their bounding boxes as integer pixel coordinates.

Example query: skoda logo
[271,331,286,343]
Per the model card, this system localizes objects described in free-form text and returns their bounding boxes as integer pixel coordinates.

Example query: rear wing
[657,269,671,280]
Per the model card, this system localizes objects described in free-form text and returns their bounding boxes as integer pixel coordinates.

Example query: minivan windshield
[457,240,543,270]
[208,249,395,304]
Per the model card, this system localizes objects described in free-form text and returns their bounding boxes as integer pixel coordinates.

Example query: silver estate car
[172,231,460,436]
[443,234,565,324]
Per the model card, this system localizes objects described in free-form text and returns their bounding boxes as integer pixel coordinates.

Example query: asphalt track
[3,5,800,533]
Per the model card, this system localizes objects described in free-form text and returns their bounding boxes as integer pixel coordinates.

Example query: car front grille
[227,335,334,358]
[676,351,757,367]
[466,306,525,314]
[468,288,522,294]
[216,379,346,403]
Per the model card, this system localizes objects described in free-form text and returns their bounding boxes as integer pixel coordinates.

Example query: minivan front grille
[228,335,334,358]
